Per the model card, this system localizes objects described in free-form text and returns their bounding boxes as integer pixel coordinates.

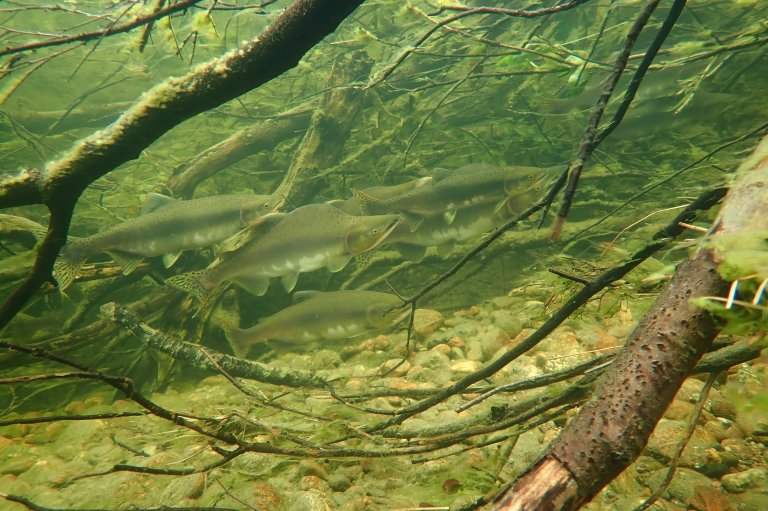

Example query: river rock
[160,473,205,504]
[645,419,720,469]
[413,349,450,371]
[451,360,481,373]
[721,467,768,493]
[647,467,712,502]
[490,310,522,337]
[709,391,738,421]
[413,309,445,337]
[479,326,511,358]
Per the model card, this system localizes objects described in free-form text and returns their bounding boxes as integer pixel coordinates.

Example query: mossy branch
[103,302,329,389]
[0,0,365,332]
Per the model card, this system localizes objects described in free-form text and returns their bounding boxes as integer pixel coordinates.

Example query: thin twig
[551,0,669,241]
[0,0,204,58]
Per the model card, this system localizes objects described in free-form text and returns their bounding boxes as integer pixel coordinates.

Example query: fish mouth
[367,215,401,251]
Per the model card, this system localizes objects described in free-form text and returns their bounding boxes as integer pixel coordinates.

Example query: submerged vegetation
[0,1,766,510]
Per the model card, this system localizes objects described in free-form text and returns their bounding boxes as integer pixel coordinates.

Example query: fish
[166,203,400,300]
[54,193,279,290]
[328,176,432,215]
[224,290,410,357]
[353,164,552,231]
[387,196,529,261]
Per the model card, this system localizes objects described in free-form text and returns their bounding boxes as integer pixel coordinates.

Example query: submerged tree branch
[550,0,687,241]
[0,0,366,332]
[103,302,329,389]
[367,186,726,433]
[493,135,768,511]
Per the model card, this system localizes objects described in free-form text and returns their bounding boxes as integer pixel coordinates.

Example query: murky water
[1,1,766,510]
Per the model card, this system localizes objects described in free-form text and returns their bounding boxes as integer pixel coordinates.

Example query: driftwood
[166,110,312,198]
[0,0,365,331]
[491,135,768,511]
[103,302,329,389]
[275,51,374,207]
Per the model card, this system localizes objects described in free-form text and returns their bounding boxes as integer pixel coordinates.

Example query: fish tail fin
[223,323,268,359]
[165,270,209,302]
[224,327,250,359]
[53,246,85,291]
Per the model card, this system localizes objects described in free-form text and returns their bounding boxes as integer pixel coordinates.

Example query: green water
[0,1,766,510]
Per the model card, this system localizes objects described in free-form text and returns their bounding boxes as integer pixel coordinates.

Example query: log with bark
[490,135,768,511]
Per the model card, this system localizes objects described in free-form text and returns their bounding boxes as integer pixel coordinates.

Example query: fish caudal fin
[53,250,85,291]
[216,311,247,358]
[165,270,209,302]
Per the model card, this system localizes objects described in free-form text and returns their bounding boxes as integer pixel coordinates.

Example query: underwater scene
[0,1,766,510]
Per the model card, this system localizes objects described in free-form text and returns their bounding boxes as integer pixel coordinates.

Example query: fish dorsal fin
[436,241,456,259]
[351,189,383,215]
[141,192,177,215]
[107,251,143,275]
[281,272,299,293]
[392,242,427,262]
[401,212,424,232]
[162,251,183,269]
[443,208,457,225]
[327,254,352,273]
[292,290,322,303]
[234,274,270,296]
[431,167,455,181]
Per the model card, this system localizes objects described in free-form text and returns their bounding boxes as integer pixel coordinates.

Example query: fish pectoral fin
[432,167,454,181]
[494,196,512,216]
[107,251,143,275]
[436,241,456,259]
[401,212,424,232]
[327,255,352,273]
[351,189,382,215]
[162,251,183,269]
[234,275,270,296]
[392,243,427,262]
[141,192,177,215]
[443,208,457,225]
[166,270,209,302]
[281,272,299,293]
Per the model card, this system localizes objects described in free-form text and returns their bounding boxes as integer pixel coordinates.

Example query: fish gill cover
[0,1,766,511]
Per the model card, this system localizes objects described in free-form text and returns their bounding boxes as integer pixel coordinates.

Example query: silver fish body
[54,193,277,289]
[226,290,409,356]
[355,164,551,230]
[387,195,528,260]
[168,203,400,299]
[335,177,432,215]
